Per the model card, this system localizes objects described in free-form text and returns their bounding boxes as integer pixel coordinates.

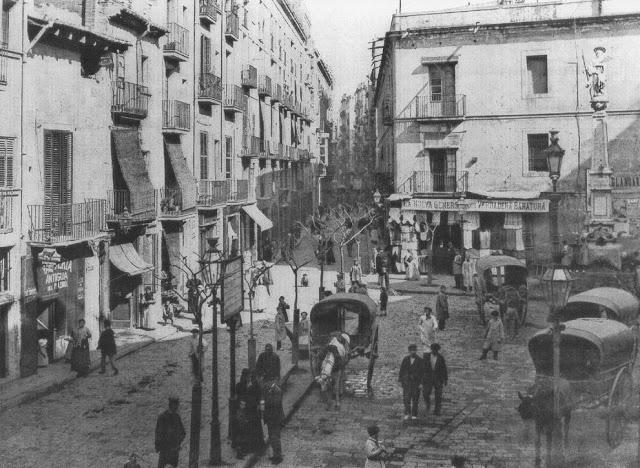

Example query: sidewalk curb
[0,328,181,414]
[243,365,315,468]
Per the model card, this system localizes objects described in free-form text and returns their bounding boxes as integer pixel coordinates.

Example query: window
[526,55,548,95]
[1,4,9,49]
[44,130,73,205]
[225,136,233,179]
[429,67,442,102]
[527,133,549,172]
[0,137,14,187]
[201,35,211,74]
[140,56,149,85]
[200,132,209,180]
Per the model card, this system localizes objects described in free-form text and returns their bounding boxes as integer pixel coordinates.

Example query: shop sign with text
[402,198,549,213]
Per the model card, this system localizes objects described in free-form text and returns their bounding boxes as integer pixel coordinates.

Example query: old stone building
[373,0,640,270]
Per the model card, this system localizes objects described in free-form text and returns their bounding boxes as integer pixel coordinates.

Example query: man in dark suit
[398,344,424,420]
[423,343,448,415]
[255,344,281,386]
[261,378,285,465]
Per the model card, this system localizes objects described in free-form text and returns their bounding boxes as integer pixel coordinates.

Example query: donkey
[315,333,351,410]
[517,376,573,468]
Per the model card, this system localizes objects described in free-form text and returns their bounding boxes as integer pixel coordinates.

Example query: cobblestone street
[255,292,639,468]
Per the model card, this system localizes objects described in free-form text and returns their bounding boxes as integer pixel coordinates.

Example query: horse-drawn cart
[528,318,637,447]
[309,293,379,392]
[475,255,528,325]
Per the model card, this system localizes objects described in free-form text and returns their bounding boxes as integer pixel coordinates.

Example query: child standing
[379,287,388,316]
[480,310,504,360]
[97,319,118,375]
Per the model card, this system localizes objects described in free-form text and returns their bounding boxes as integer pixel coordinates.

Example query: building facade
[0,0,332,383]
[373,0,640,270]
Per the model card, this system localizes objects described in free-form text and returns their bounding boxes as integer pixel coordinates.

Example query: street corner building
[372,0,640,272]
[0,0,334,383]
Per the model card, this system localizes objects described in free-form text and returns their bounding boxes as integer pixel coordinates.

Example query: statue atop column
[584,46,608,111]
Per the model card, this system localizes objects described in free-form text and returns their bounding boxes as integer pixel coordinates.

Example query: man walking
[155,397,186,468]
[189,328,207,380]
[423,343,448,416]
[418,307,438,357]
[436,286,449,331]
[398,344,424,420]
[261,379,285,465]
[255,344,281,386]
[97,319,118,375]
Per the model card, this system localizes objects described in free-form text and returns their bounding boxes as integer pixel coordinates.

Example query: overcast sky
[306,0,473,102]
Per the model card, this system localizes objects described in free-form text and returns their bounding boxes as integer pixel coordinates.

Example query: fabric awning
[110,243,153,276]
[242,204,273,231]
[164,138,196,210]
[111,129,155,214]
[468,190,541,200]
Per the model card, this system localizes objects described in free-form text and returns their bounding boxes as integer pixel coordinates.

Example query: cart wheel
[606,368,632,448]
[366,325,379,391]
[310,347,319,379]
[518,300,528,326]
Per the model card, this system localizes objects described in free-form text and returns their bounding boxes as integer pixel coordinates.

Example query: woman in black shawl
[233,369,265,458]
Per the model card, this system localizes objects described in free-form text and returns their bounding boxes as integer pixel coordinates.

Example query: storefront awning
[469,190,541,200]
[164,138,197,210]
[111,129,155,214]
[110,243,153,276]
[242,204,274,231]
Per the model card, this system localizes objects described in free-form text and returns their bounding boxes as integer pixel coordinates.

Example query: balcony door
[429,149,456,192]
[43,130,73,236]
[428,64,456,117]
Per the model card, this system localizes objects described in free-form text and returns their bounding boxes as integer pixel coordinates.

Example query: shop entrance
[36,300,75,362]
[110,271,141,329]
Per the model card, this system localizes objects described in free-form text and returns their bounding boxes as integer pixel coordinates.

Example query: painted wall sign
[402,198,549,213]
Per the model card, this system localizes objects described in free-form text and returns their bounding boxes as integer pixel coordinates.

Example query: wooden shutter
[43,130,73,232]
[0,137,14,187]
[201,35,211,74]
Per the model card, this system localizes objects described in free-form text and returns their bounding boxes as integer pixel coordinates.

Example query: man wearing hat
[189,328,208,381]
[398,344,424,420]
[155,397,186,468]
[423,343,448,416]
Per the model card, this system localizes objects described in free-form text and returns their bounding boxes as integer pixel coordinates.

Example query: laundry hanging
[504,213,523,229]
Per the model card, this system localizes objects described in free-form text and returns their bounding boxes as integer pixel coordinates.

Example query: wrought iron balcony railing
[198,73,223,103]
[258,75,272,97]
[162,100,191,132]
[223,84,246,112]
[163,23,190,60]
[241,65,258,89]
[397,170,468,194]
[28,200,107,244]
[111,81,149,119]
[199,0,220,24]
[398,94,466,120]
[107,190,156,222]
[225,11,239,41]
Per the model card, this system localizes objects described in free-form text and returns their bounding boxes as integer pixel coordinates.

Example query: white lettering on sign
[402,198,549,213]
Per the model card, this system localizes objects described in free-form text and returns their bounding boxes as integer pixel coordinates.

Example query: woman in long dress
[462,252,474,293]
[251,261,269,313]
[70,319,92,376]
[404,252,421,281]
[233,369,265,458]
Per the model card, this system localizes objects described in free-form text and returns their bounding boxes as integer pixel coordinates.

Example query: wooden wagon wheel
[606,368,633,448]
[366,325,379,392]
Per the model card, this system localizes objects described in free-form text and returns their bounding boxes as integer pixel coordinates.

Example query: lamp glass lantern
[541,264,575,319]
[373,189,381,205]
[544,130,565,182]
[200,238,222,287]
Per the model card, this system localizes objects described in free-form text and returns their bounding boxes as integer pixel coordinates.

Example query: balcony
[198,73,222,104]
[162,100,191,133]
[299,149,310,161]
[241,65,258,89]
[28,200,107,244]
[242,135,269,157]
[107,190,156,223]
[0,189,18,234]
[223,84,246,113]
[272,83,282,103]
[398,94,466,121]
[258,75,272,97]
[157,188,188,219]
[398,171,468,195]
[164,23,190,61]
[111,81,149,120]
[0,52,7,86]
[225,11,239,42]
[232,179,249,202]
[199,0,220,24]
[197,179,229,206]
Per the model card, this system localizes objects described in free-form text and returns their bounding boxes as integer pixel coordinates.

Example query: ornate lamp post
[544,130,565,262]
[541,264,575,466]
[373,189,382,207]
[199,240,223,466]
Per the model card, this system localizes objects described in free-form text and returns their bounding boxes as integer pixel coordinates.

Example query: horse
[315,333,350,410]
[517,376,573,468]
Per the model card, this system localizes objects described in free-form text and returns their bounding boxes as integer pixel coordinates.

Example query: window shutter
[0,137,14,187]
[201,36,211,74]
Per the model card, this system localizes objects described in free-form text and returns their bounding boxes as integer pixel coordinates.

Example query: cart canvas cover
[564,287,640,326]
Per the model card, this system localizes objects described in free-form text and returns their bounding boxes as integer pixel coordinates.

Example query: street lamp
[199,238,223,466]
[373,189,382,206]
[541,264,575,466]
[544,130,565,262]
